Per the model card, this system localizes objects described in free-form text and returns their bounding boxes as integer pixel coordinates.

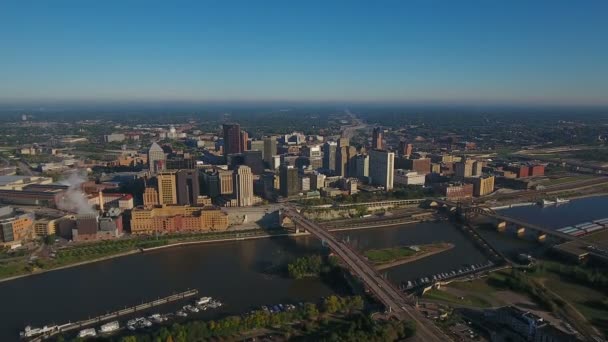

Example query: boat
[78,328,97,338]
[555,198,570,204]
[99,321,119,334]
[20,325,58,338]
[538,199,556,206]
[176,310,188,317]
[196,296,212,306]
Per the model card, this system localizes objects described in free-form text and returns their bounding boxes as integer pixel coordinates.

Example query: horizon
[1,1,607,106]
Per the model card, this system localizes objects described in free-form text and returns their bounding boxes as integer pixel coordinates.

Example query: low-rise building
[130,205,228,235]
[394,170,426,186]
[0,206,35,246]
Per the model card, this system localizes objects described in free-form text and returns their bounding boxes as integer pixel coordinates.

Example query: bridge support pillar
[496,221,507,232]
[537,233,547,243]
[516,227,526,238]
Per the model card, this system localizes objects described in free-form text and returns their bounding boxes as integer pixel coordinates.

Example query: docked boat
[538,199,556,206]
[196,296,212,306]
[77,328,97,338]
[99,321,119,334]
[176,310,188,317]
[555,198,570,204]
[20,325,57,338]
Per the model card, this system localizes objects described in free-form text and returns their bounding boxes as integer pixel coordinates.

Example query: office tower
[234,165,254,206]
[143,187,159,207]
[397,157,431,175]
[372,127,383,150]
[347,146,357,177]
[336,146,349,177]
[223,123,243,155]
[249,140,265,159]
[337,137,349,148]
[322,141,337,171]
[279,164,299,197]
[176,169,200,205]
[455,159,476,178]
[148,142,166,174]
[473,161,483,176]
[369,150,395,190]
[243,150,265,174]
[263,136,278,165]
[157,171,178,205]
[301,175,311,192]
[240,130,249,151]
[202,171,220,198]
[399,141,413,157]
[355,154,369,179]
[218,170,234,195]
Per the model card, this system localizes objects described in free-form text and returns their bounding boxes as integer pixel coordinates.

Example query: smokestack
[99,191,104,212]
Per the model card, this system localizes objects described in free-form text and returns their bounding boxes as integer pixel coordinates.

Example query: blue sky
[1,1,607,106]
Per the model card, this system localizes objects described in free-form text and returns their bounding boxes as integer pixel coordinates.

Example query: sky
[1,0,607,106]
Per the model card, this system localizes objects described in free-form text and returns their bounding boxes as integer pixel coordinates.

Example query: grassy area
[364,246,417,264]
[0,228,284,281]
[424,289,491,308]
[541,175,596,186]
[443,265,608,337]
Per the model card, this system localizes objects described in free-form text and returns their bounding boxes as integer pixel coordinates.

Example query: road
[340,109,368,139]
[282,206,447,341]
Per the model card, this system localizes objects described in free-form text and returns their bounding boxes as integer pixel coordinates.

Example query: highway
[282,206,447,341]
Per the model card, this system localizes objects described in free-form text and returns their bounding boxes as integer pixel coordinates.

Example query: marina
[399,260,496,291]
[21,289,198,341]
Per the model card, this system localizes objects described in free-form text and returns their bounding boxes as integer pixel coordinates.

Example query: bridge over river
[281,205,448,341]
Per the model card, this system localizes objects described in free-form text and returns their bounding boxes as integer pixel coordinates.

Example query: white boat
[20,325,58,338]
[176,310,188,317]
[555,198,570,204]
[196,297,212,306]
[78,328,97,338]
[99,321,119,333]
[538,199,555,206]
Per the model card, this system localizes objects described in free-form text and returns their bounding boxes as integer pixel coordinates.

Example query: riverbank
[0,217,434,284]
[366,243,455,271]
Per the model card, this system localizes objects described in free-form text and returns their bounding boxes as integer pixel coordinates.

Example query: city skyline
[1,1,607,106]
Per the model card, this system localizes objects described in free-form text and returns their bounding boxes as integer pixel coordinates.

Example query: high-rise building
[279,164,299,197]
[143,187,159,207]
[176,169,200,205]
[369,150,394,190]
[473,175,495,196]
[249,140,265,159]
[322,141,337,171]
[157,171,178,205]
[201,171,220,198]
[398,157,431,175]
[399,141,413,157]
[336,146,349,177]
[223,123,243,155]
[372,127,383,150]
[337,137,349,148]
[240,130,249,151]
[355,154,369,179]
[234,165,254,206]
[148,142,166,174]
[456,159,481,178]
[218,170,234,195]
[263,136,278,165]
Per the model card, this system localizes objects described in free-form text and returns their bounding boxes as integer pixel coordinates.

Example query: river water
[477,196,608,258]
[0,221,489,341]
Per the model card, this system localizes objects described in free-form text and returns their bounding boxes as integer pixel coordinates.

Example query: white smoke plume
[57,170,96,215]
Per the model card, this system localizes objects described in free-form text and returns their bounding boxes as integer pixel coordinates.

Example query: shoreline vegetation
[364,243,454,270]
[88,295,416,342]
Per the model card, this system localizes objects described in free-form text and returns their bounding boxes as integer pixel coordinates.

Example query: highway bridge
[281,206,448,341]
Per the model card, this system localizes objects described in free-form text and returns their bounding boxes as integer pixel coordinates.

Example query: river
[476,195,608,258]
[0,221,488,341]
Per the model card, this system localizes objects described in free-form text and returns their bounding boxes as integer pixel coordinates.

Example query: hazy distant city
[1,1,608,342]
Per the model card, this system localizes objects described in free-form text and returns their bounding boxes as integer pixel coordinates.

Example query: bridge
[281,206,448,341]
